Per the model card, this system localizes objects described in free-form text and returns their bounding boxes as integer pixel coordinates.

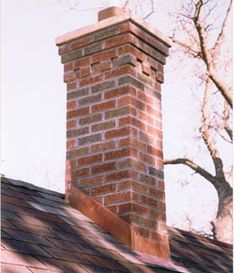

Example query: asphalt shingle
[1,177,232,273]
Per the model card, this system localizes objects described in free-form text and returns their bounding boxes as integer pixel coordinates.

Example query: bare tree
[164,0,233,243]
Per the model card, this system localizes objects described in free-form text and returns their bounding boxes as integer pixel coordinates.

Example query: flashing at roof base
[69,185,170,259]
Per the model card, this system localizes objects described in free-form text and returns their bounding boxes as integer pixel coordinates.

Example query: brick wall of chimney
[57,9,171,256]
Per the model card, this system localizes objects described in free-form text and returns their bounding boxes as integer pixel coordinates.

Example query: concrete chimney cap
[55,7,172,46]
[98,6,130,21]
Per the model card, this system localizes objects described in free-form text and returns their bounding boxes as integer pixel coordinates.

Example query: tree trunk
[212,182,233,244]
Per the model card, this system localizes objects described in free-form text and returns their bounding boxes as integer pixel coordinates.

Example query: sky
[1,0,231,234]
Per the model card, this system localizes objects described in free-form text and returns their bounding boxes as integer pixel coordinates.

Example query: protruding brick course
[57,7,171,258]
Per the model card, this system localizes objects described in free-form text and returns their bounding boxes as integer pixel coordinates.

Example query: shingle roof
[1,177,233,273]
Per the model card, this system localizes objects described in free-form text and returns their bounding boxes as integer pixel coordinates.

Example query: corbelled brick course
[57,8,171,257]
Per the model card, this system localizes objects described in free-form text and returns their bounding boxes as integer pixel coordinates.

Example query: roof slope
[1,177,233,273]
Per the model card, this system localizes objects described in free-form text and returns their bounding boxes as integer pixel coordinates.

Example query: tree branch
[164,158,216,184]
[208,72,233,108]
[192,0,233,108]
[143,0,155,19]
[200,78,226,181]
[212,0,232,55]
[223,101,233,141]
[193,0,212,69]
[172,37,201,58]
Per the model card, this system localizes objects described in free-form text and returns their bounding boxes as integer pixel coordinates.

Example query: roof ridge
[1,177,65,198]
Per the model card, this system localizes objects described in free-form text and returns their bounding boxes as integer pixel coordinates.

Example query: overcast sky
[1,0,231,234]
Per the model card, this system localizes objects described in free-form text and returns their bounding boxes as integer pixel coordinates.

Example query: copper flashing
[69,185,131,247]
[69,184,170,258]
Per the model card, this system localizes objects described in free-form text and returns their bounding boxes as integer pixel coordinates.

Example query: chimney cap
[55,7,172,47]
[98,6,129,21]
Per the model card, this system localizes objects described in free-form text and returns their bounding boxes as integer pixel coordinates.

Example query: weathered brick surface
[59,16,170,242]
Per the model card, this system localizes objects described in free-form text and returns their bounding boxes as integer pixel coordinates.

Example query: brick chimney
[56,7,171,258]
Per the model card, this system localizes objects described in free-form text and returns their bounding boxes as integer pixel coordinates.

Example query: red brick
[146,105,161,118]
[78,133,102,145]
[118,44,145,62]
[147,145,163,158]
[92,100,116,113]
[78,154,102,166]
[140,195,158,208]
[79,94,101,106]
[138,174,157,187]
[158,180,165,191]
[79,113,102,126]
[132,203,152,217]
[79,75,103,87]
[154,81,161,91]
[91,184,116,196]
[129,23,169,56]
[100,60,112,71]
[156,72,164,83]
[91,162,116,174]
[67,81,77,91]
[119,22,129,32]
[67,139,76,149]
[92,120,115,132]
[104,148,129,160]
[67,107,89,119]
[64,62,73,73]
[80,176,103,187]
[139,131,155,145]
[67,147,89,158]
[92,49,117,63]
[132,182,149,195]
[157,159,164,170]
[129,159,147,173]
[119,137,146,152]
[118,96,145,111]
[73,167,89,177]
[64,72,75,83]
[159,201,166,212]
[139,152,155,165]
[104,86,136,99]
[80,67,91,77]
[91,141,116,153]
[118,203,131,214]
[105,33,131,49]
[142,63,151,76]
[74,57,90,68]
[104,106,131,119]
[119,116,146,131]
[93,61,112,73]
[116,180,132,191]
[70,36,93,50]
[67,120,76,129]
[67,100,76,110]
[107,205,118,214]
[106,170,137,181]
[149,188,165,200]
[105,127,129,139]
[137,90,153,105]
[138,112,154,125]
[147,125,162,138]
[104,192,131,205]
[104,65,136,80]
